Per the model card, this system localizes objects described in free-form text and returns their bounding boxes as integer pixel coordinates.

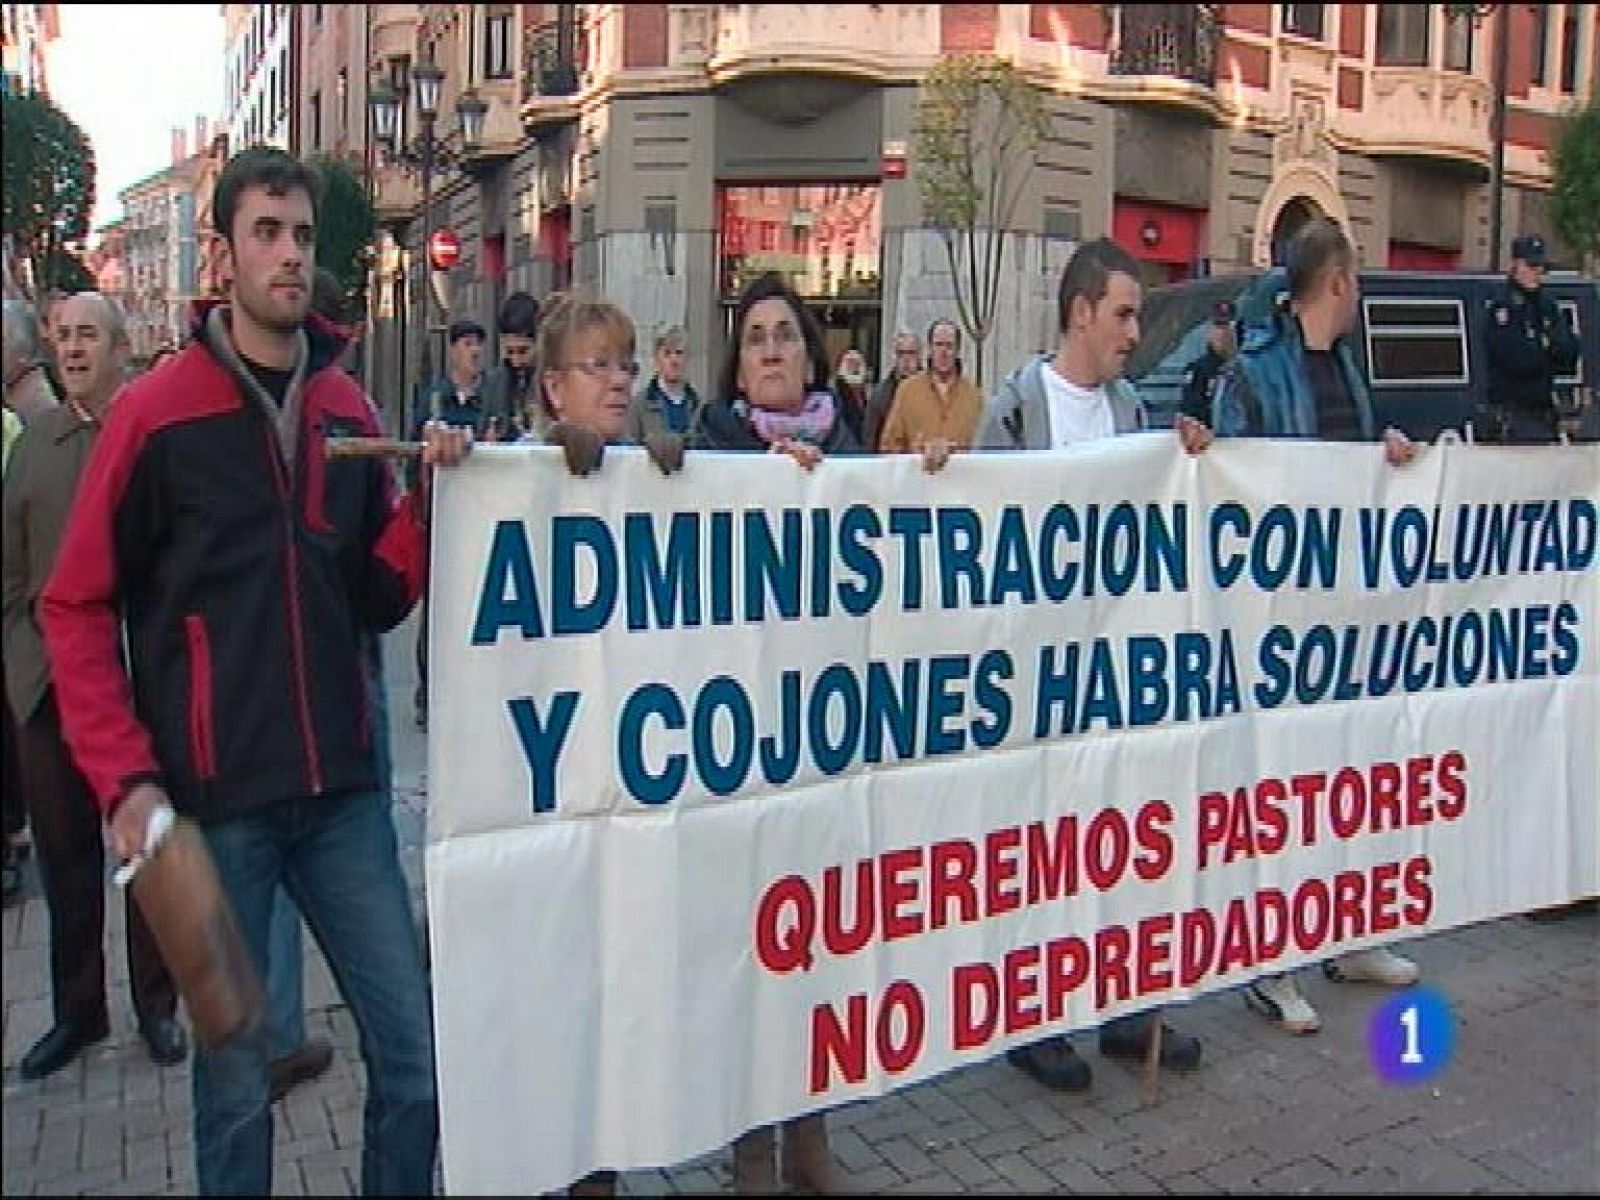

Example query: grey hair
[2,298,44,376]
[61,291,131,350]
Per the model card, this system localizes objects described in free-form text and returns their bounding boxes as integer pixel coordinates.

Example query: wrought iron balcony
[1109,4,1219,88]
[523,9,580,103]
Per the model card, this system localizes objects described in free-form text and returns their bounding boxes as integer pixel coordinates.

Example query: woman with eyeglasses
[522,293,683,1200]
[524,292,685,479]
[692,272,855,1194]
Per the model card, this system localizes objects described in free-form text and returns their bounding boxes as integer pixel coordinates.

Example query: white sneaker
[1324,946,1420,988]
[1244,973,1321,1034]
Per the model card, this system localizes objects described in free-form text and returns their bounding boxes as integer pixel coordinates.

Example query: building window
[485,9,513,79]
[1555,301,1583,385]
[311,90,322,152]
[1376,5,1430,67]
[1531,4,1550,85]
[718,183,882,302]
[1281,4,1324,41]
[1559,5,1579,93]
[1443,7,1472,71]
[1363,298,1468,387]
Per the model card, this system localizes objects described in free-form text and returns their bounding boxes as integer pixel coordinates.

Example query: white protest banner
[425,436,1598,1195]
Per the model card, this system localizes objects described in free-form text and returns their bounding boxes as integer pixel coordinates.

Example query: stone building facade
[297,4,1595,407]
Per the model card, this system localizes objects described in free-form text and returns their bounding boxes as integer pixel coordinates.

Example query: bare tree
[913,55,1048,390]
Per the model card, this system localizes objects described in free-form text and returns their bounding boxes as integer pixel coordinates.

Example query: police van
[1127,269,1600,441]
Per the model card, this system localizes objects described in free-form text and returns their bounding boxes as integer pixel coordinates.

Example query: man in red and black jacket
[39,146,468,1196]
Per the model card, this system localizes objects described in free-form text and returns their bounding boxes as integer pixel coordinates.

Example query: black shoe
[268,1038,334,1102]
[1006,1037,1093,1092]
[1099,1022,1203,1072]
[1526,897,1599,922]
[20,1018,110,1080]
[140,1016,188,1067]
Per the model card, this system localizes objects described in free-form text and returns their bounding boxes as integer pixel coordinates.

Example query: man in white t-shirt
[978,239,1147,453]
[975,238,1202,1093]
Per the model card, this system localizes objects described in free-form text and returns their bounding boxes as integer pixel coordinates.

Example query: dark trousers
[2,691,24,844]
[1485,404,1558,445]
[17,694,175,1029]
[414,528,432,715]
[414,589,429,711]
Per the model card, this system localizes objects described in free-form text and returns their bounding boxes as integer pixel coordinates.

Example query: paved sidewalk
[5,623,1597,1195]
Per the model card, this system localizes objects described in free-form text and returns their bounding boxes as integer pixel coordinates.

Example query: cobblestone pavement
[5,620,1597,1195]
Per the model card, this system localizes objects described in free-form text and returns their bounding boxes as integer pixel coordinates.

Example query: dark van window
[1556,300,1583,384]
[1363,296,1468,386]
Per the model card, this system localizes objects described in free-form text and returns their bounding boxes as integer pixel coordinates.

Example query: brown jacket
[879,370,984,453]
[2,402,100,724]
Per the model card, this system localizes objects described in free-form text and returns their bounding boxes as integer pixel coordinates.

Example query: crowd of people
[0,140,1589,1197]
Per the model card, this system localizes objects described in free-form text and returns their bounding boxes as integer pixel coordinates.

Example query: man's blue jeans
[263,633,394,1064]
[265,889,305,1061]
[195,790,436,1195]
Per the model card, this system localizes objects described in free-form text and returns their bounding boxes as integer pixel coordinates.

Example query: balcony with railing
[1351,66,1492,170]
[1107,4,1218,88]
[521,8,581,129]
[705,3,937,82]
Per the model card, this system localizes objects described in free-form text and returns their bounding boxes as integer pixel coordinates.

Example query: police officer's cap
[1510,235,1548,267]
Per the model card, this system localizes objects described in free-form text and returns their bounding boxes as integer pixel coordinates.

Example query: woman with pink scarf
[692,272,862,464]
[690,272,854,1192]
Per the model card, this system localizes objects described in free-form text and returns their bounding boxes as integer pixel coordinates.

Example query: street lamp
[369,56,487,432]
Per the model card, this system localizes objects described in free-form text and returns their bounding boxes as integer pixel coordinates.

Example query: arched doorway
[1251,165,1349,267]
[1270,197,1323,266]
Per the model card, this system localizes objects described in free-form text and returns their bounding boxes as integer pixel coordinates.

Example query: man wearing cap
[409,319,489,727]
[1484,235,1580,444]
[1179,302,1237,424]
[412,319,492,443]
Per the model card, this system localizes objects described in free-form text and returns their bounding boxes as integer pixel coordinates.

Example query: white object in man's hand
[110,782,175,881]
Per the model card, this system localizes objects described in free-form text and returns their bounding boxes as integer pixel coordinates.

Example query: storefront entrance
[717,181,883,389]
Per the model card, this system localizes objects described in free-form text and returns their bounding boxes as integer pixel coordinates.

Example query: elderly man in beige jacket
[2,292,186,1080]
[878,318,984,459]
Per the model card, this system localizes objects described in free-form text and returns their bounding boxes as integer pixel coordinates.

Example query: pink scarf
[741,389,837,445]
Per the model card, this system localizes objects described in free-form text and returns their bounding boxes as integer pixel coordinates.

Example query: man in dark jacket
[627,324,702,443]
[864,330,922,452]
[39,147,468,1196]
[482,290,544,439]
[3,292,185,1079]
[1179,301,1237,423]
[413,317,491,440]
[1483,234,1580,444]
[1177,217,1421,1037]
[410,316,491,726]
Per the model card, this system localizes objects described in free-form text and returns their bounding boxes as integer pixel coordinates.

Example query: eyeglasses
[562,357,640,379]
[741,323,802,352]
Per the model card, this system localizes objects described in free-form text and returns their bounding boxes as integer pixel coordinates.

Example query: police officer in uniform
[1180,301,1237,423]
[1483,234,1580,444]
